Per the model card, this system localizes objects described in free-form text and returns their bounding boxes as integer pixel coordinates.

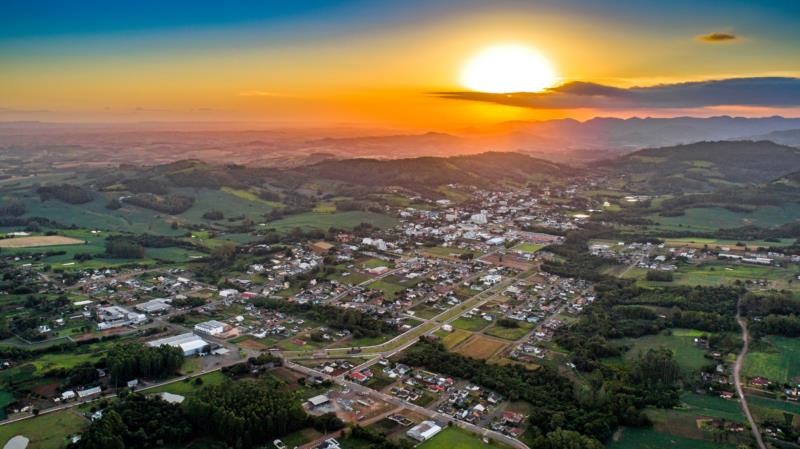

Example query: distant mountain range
[3,116,800,165]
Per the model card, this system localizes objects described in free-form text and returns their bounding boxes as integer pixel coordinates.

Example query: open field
[678,393,745,422]
[622,261,800,290]
[417,427,507,449]
[511,243,545,253]
[267,211,398,232]
[453,334,508,360]
[145,371,228,396]
[422,246,473,259]
[484,322,534,341]
[451,316,491,332]
[615,330,710,372]
[743,336,800,384]
[0,410,88,449]
[608,426,736,449]
[650,203,800,231]
[0,235,85,248]
[441,329,472,349]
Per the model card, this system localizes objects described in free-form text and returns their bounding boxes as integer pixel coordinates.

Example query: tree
[534,429,604,449]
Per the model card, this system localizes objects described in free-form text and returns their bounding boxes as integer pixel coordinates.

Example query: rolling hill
[609,140,800,194]
[294,151,572,188]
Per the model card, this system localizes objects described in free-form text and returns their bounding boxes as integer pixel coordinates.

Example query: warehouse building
[147,333,209,356]
[406,421,442,442]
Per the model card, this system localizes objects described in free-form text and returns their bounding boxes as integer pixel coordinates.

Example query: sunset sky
[2,0,800,129]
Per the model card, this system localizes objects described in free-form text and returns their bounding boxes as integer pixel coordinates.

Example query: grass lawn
[451,316,491,332]
[608,426,736,449]
[743,336,800,384]
[417,427,507,449]
[0,410,88,449]
[144,371,227,396]
[484,322,534,341]
[616,330,710,372]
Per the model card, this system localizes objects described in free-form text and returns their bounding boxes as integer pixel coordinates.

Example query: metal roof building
[147,333,209,356]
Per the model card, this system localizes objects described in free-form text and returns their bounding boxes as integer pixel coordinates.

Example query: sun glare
[460,44,558,94]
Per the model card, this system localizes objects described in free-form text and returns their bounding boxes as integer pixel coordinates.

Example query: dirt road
[734,300,767,449]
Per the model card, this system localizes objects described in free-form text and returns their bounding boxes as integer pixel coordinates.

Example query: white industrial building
[194,320,226,336]
[406,421,442,442]
[147,333,209,356]
[96,305,146,330]
[135,298,172,314]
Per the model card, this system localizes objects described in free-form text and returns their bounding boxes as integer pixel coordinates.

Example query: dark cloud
[434,77,800,110]
[698,32,737,42]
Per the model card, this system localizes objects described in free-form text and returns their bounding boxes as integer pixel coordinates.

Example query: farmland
[0,235,85,248]
[452,334,507,360]
[608,426,736,449]
[266,211,398,232]
[743,336,800,384]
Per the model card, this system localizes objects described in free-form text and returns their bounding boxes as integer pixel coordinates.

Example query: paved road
[734,299,767,449]
[286,361,529,449]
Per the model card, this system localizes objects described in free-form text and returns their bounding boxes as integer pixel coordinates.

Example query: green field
[608,426,735,449]
[485,322,534,341]
[743,336,800,384]
[651,203,800,231]
[512,243,545,253]
[417,427,506,449]
[623,261,799,290]
[451,316,491,332]
[441,329,472,349]
[0,410,88,449]
[144,371,228,396]
[267,211,398,232]
[678,393,745,422]
[368,279,406,300]
[616,330,710,372]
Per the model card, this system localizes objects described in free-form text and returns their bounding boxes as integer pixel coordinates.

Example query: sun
[460,44,558,94]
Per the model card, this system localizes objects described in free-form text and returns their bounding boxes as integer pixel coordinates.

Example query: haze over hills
[3,116,800,167]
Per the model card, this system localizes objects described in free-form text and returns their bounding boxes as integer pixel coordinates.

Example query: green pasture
[743,336,800,384]
[616,329,710,372]
[267,211,398,233]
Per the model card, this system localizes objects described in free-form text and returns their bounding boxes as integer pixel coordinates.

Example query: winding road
[734,300,767,449]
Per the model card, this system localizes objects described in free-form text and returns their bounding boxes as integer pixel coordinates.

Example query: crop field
[21,193,181,235]
[616,330,710,372]
[0,235,85,248]
[267,211,398,232]
[746,394,800,415]
[743,336,800,384]
[609,426,736,449]
[678,393,745,422]
[453,334,508,360]
[664,237,796,250]
[0,409,88,449]
[441,329,472,349]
